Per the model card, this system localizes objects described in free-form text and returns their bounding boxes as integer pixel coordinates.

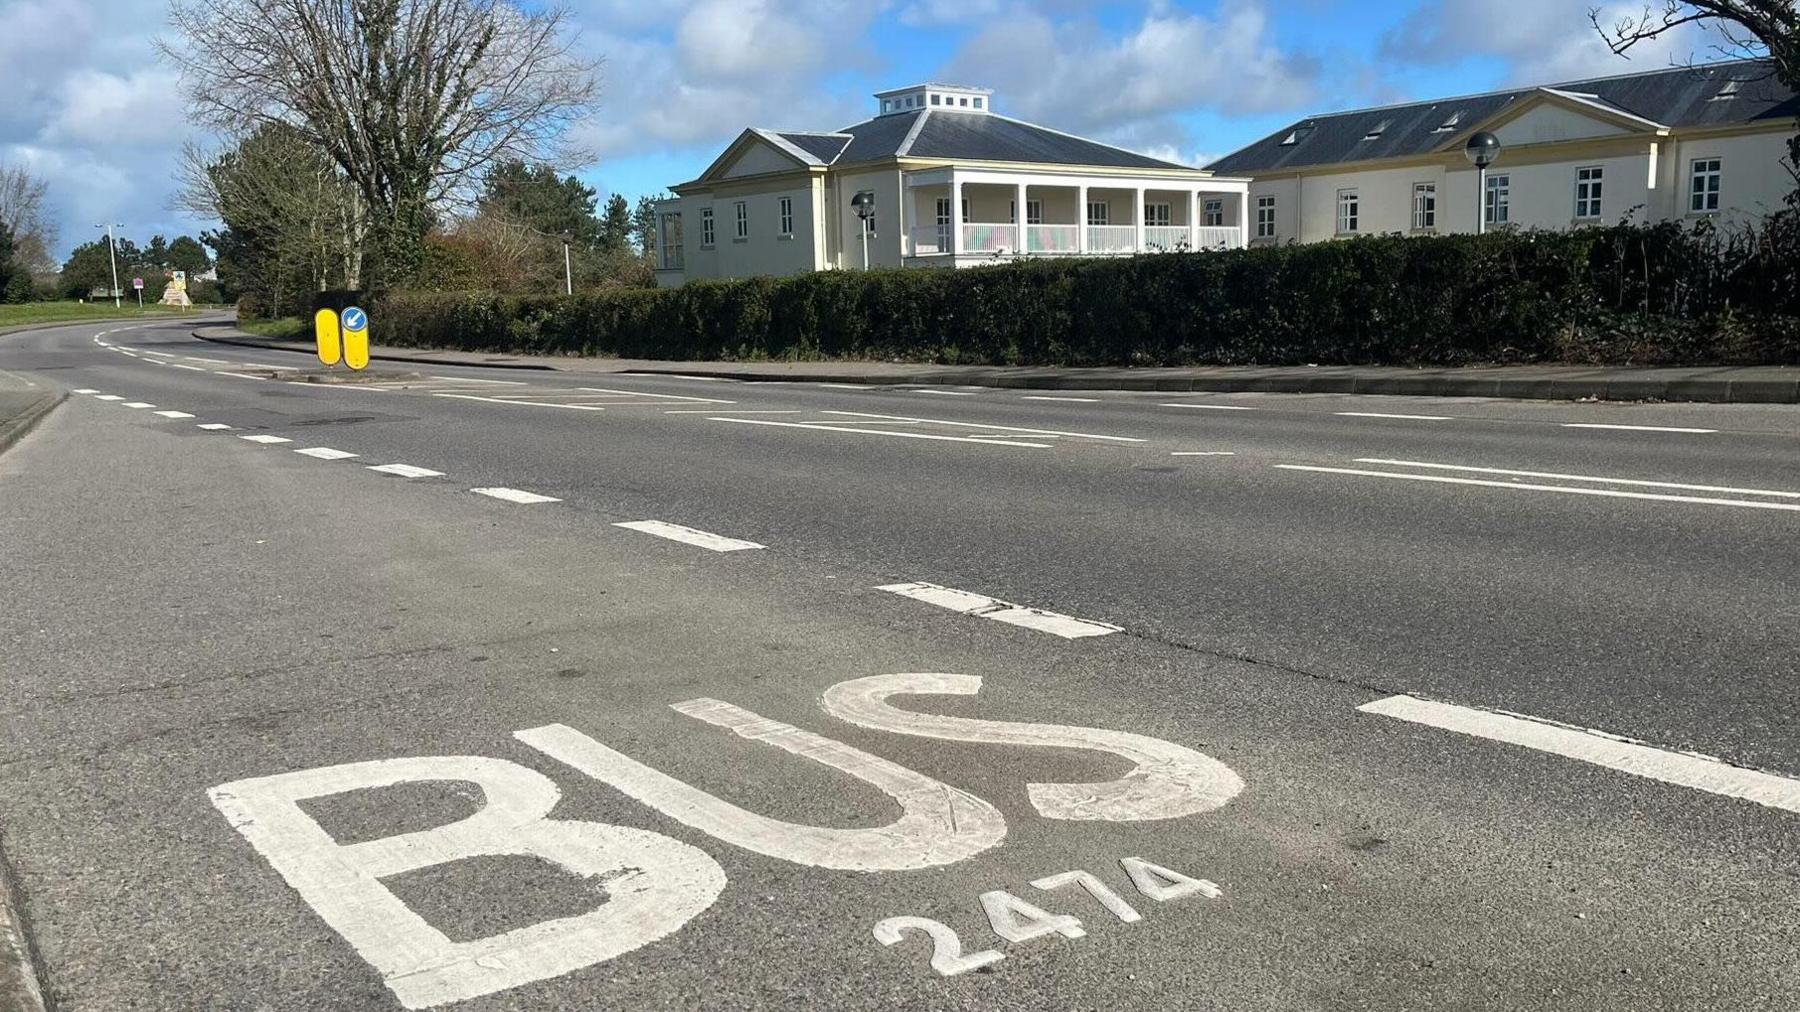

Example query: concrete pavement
[1,317,1797,1010]
[198,323,1800,403]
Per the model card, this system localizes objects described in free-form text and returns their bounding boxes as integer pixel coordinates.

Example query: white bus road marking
[1354,459,1800,499]
[1561,422,1717,433]
[819,409,1145,443]
[239,434,294,444]
[1360,694,1800,815]
[471,487,562,504]
[153,410,197,419]
[612,520,765,552]
[1158,402,1255,410]
[709,416,1052,448]
[876,582,1122,640]
[1274,464,1800,513]
[367,463,445,478]
[294,447,360,460]
[1021,395,1100,402]
[1334,411,1454,421]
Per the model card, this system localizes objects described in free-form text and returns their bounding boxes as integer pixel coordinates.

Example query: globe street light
[1463,132,1502,235]
[850,190,876,270]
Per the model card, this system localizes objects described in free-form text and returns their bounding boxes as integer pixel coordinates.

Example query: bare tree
[163,0,598,288]
[0,164,55,273]
[1593,3,1799,196]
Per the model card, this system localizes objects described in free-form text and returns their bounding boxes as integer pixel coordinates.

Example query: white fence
[1025,225,1080,253]
[910,222,1242,257]
[1085,225,1137,253]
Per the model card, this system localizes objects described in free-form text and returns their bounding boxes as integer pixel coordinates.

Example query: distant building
[651,84,1251,286]
[1207,59,1797,244]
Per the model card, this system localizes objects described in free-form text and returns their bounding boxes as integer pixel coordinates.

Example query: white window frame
[733,200,748,240]
[961,198,970,224]
[1574,166,1603,220]
[1255,195,1276,238]
[934,196,952,248]
[1484,174,1510,225]
[1336,189,1359,234]
[778,196,794,237]
[700,207,715,248]
[1086,201,1109,226]
[1202,199,1223,227]
[1689,158,1721,213]
[1146,202,1172,227]
[1412,182,1436,230]
[1026,199,1043,225]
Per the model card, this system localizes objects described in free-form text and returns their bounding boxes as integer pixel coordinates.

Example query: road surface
[1,317,1796,1010]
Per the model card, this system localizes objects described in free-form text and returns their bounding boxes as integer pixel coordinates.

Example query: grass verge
[234,317,307,340]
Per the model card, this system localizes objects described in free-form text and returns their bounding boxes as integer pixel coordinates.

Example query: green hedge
[326,220,1800,367]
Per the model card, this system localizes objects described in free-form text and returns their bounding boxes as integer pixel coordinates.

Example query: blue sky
[0,0,1726,258]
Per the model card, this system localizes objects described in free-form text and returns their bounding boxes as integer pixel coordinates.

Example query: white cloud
[47,68,185,147]
[1380,0,1730,85]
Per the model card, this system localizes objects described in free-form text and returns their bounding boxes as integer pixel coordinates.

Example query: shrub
[325,220,1800,368]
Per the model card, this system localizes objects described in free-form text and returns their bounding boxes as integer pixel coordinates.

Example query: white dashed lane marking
[154,410,196,419]
[294,447,360,460]
[1275,464,1800,512]
[1354,459,1800,499]
[1021,396,1099,403]
[471,487,562,504]
[1158,402,1255,410]
[122,402,155,409]
[1171,451,1236,456]
[877,581,1122,639]
[1562,423,1718,434]
[239,435,294,445]
[1335,411,1453,421]
[613,520,765,552]
[1360,694,1800,815]
[367,464,445,478]
[93,395,124,401]
[197,423,233,431]
[73,388,99,394]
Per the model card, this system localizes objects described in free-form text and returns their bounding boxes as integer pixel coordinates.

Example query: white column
[901,175,915,259]
[1237,189,1249,249]
[1187,191,1198,250]
[951,175,964,256]
[1077,185,1089,254]
[1015,181,1028,254]
[1133,186,1146,253]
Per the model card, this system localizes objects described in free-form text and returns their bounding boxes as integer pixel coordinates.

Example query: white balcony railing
[1143,226,1188,251]
[1086,225,1136,253]
[1025,224,1079,253]
[911,226,952,254]
[962,223,1017,252]
[1194,226,1239,249]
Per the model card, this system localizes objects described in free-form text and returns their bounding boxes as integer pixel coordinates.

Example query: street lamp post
[96,223,124,308]
[561,233,574,296]
[1463,132,1501,235]
[850,191,876,270]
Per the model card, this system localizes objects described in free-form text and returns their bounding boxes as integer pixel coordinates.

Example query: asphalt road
[1,317,1796,1011]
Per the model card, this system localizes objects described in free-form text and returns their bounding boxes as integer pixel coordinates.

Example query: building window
[1574,166,1603,220]
[658,213,683,270]
[1146,202,1172,226]
[1484,174,1510,225]
[779,196,794,236]
[734,200,748,239]
[973,97,983,109]
[1086,201,1109,226]
[1690,158,1721,212]
[959,97,968,106]
[1412,182,1437,230]
[1202,199,1223,227]
[1255,195,1275,238]
[1336,189,1359,234]
[935,197,952,248]
[931,94,941,106]
[961,198,970,223]
[1026,199,1043,224]
[700,207,715,247]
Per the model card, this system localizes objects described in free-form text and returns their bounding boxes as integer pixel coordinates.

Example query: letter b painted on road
[208,757,726,1009]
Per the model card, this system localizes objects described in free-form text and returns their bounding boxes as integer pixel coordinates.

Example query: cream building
[1206,59,1796,244]
[652,84,1251,286]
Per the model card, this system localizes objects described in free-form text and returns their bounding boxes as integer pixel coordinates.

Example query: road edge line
[0,829,50,1012]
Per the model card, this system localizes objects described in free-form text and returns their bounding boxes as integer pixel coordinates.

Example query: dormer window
[1280,124,1314,146]
[1709,79,1741,102]
[1431,110,1462,133]
[973,97,982,109]
[1362,119,1390,140]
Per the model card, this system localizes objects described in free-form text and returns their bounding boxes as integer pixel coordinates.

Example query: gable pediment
[1451,88,1668,151]
[696,130,813,184]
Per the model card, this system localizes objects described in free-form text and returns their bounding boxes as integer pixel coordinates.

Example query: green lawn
[235,317,308,340]
[0,302,208,329]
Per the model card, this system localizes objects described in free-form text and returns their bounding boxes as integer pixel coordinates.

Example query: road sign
[341,305,369,371]
[132,277,143,290]
[313,309,342,367]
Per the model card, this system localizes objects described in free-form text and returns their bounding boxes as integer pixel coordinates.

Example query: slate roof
[770,131,852,164]
[1208,58,1797,175]
[750,109,1196,172]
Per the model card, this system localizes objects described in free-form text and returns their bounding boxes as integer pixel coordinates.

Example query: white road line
[663,409,804,414]
[819,409,1145,443]
[1562,422,1717,434]
[1157,403,1255,410]
[1171,451,1236,456]
[154,410,196,419]
[294,447,360,460]
[818,383,873,390]
[185,357,230,365]
[877,582,1121,639]
[471,487,561,504]
[170,363,209,372]
[1354,459,1800,499]
[428,375,525,385]
[434,394,605,411]
[239,434,294,444]
[1274,464,1800,512]
[915,389,977,396]
[1021,395,1100,402]
[367,463,445,478]
[577,386,735,404]
[710,416,1051,448]
[1335,411,1454,421]
[73,388,99,394]
[215,371,268,380]
[122,401,155,409]
[197,423,233,431]
[637,374,736,382]
[1360,694,1800,815]
[613,520,765,552]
